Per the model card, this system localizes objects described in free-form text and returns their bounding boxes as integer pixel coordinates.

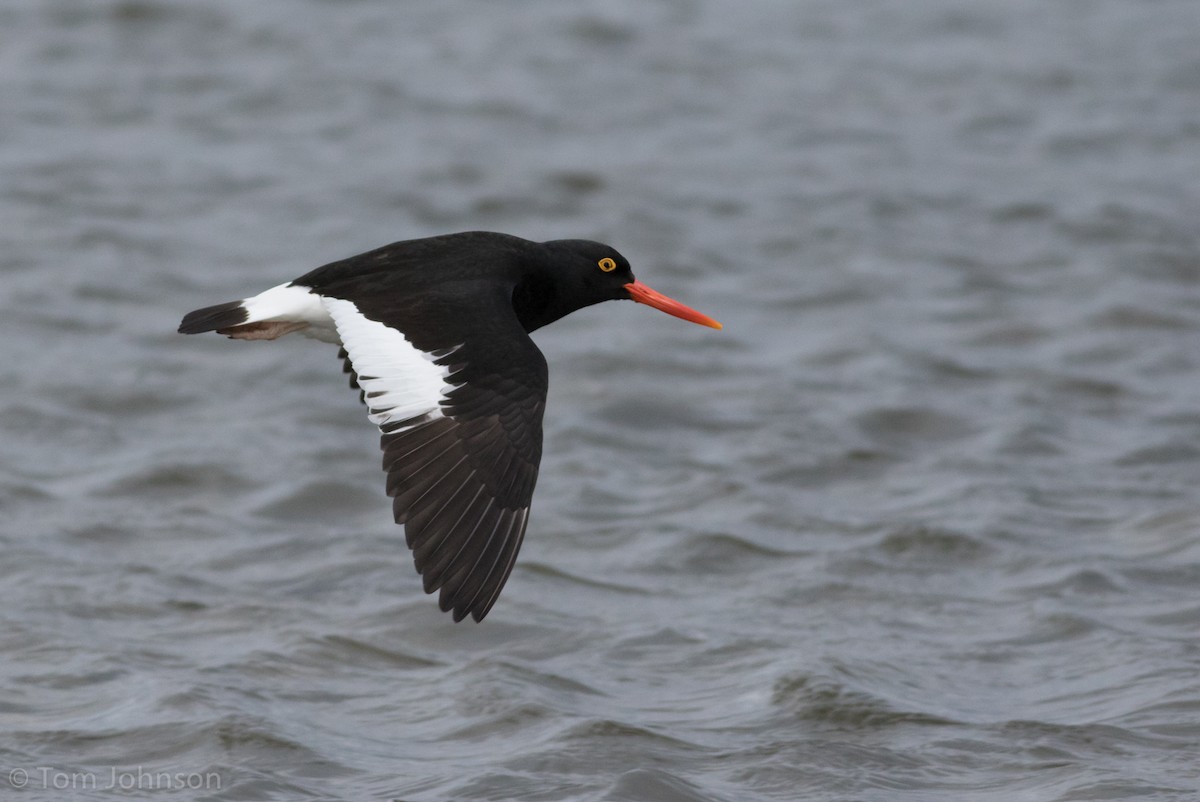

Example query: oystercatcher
[179,231,721,622]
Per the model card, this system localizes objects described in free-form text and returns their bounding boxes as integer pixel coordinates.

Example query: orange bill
[624,280,723,329]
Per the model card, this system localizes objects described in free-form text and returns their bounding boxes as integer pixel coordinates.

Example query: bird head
[542,239,722,330]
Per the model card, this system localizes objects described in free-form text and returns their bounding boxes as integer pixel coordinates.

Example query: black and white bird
[179,231,721,622]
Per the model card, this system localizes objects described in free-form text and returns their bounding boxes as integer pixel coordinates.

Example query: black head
[512,238,721,333]
[545,238,636,300]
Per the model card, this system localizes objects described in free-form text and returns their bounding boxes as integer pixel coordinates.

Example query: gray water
[3,1,1200,799]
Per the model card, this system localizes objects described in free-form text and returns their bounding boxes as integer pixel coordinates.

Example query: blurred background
[2,1,1199,799]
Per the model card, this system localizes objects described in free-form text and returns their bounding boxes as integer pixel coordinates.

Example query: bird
[179,230,721,622]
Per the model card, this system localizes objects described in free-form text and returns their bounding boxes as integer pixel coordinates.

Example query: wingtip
[445,599,483,623]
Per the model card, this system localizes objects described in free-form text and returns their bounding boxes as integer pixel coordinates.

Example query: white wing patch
[322,297,459,431]
[241,282,340,343]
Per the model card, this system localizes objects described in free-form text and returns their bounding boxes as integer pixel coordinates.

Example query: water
[3,0,1199,799]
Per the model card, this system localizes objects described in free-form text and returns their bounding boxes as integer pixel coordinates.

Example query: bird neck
[511,273,571,333]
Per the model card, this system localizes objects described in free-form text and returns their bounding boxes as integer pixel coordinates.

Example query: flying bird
[179,231,721,621]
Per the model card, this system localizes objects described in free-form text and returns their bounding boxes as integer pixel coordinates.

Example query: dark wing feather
[337,346,365,403]
[381,383,542,621]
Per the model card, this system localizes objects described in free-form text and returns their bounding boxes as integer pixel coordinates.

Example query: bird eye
[598,257,617,272]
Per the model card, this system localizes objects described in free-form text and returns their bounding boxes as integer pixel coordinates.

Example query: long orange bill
[624,280,723,330]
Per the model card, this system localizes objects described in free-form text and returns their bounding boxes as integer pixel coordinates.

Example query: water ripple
[4,0,1200,799]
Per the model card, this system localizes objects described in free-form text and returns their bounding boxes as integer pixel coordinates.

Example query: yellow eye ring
[598,257,617,272]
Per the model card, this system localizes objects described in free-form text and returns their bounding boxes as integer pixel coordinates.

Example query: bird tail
[178,282,324,340]
[178,299,249,334]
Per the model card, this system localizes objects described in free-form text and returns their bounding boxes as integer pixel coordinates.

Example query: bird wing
[321,290,546,622]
